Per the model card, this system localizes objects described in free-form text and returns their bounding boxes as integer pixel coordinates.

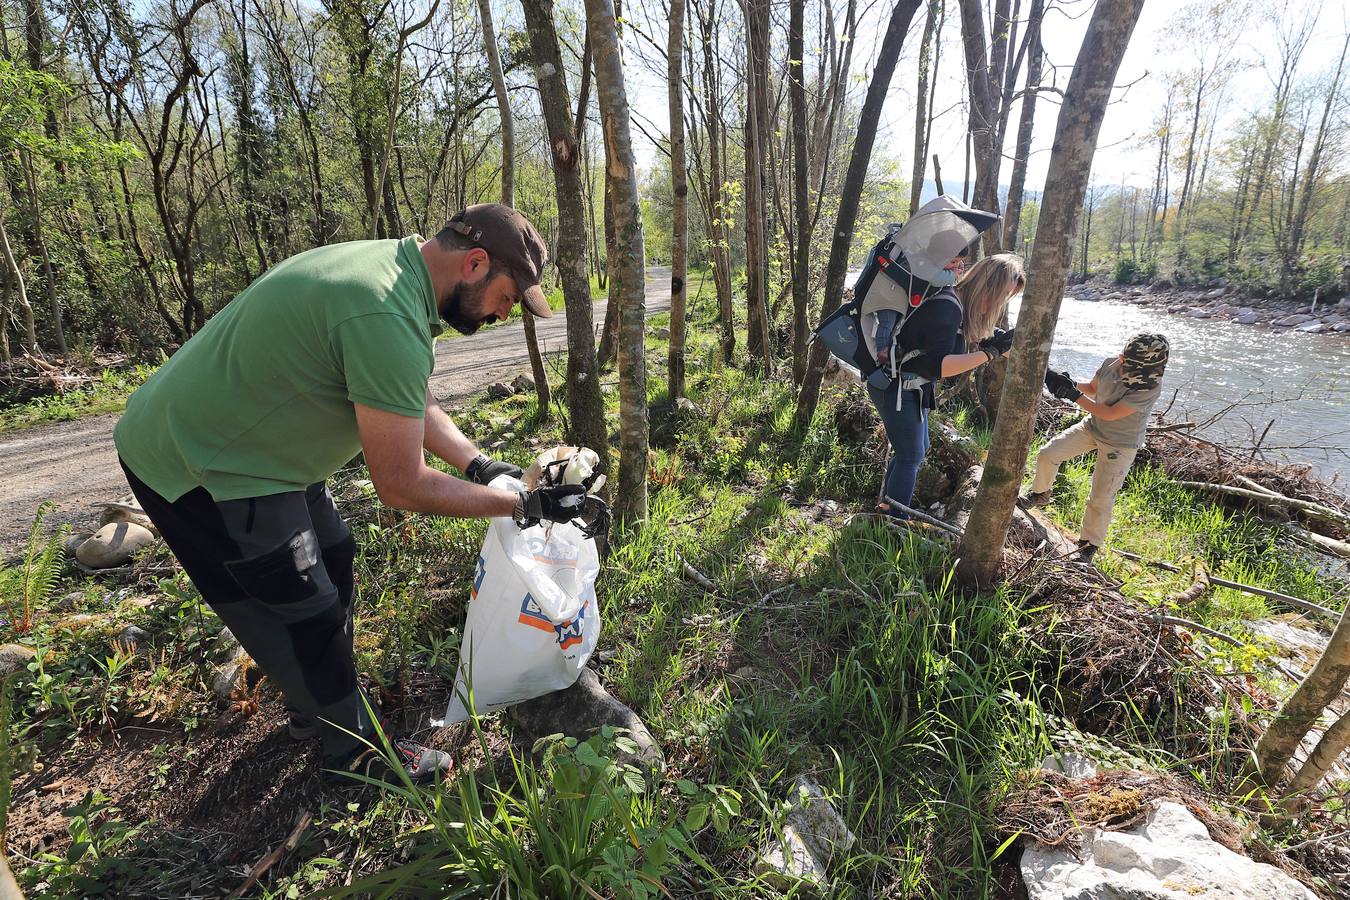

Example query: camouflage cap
[1121,332,1169,389]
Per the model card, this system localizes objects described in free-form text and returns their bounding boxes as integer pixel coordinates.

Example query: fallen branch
[1111,549,1338,620]
[1285,526,1350,560]
[229,809,312,899]
[1169,563,1210,606]
[881,496,964,536]
[1153,613,1303,682]
[1177,481,1348,527]
[676,553,718,592]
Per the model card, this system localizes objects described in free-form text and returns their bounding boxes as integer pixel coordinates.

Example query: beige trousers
[1029,420,1137,546]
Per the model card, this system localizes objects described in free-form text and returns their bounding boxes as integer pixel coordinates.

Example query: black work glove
[466,452,523,485]
[1044,369,1082,401]
[515,484,589,528]
[977,327,1016,359]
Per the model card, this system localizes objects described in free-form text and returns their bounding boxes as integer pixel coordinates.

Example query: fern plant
[2,503,68,636]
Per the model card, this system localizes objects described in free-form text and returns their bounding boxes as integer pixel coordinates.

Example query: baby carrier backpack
[814,195,999,405]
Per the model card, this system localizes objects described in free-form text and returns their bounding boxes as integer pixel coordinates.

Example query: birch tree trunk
[0,208,38,353]
[520,0,608,468]
[1253,602,1350,789]
[794,0,924,430]
[956,0,1146,587]
[585,0,649,522]
[668,0,689,398]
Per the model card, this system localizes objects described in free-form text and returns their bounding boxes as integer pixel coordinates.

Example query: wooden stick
[1153,614,1304,682]
[229,809,312,899]
[881,496,965,536]
[1111,549,1338,620]
[1285,526,1350,560]
[1177,480,1349,526]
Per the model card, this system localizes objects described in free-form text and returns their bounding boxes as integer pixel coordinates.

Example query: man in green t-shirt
[115,205,591,784]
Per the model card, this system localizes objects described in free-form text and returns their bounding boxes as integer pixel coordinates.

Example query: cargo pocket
[224,529,322,605]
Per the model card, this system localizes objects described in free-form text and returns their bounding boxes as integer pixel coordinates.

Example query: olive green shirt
[115,237,442,501]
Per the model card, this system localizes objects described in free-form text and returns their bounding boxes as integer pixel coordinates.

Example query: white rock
[1187,308,1211,319]
[76,521,156,569]
[755,776,856,888]
[1234,312,1259,325]
[1334,322,1350,333]
[1296,322,1327,334]
[1022,801,1318,900]
[1040,752,1099,779]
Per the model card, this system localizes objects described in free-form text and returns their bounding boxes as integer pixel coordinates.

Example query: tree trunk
[1289,31,1349,265]
[1253,600,1350,789]
[668,0,689,398]
[0,211,38,353]
[956,0,1146,587]
[957,0,1002,254]
[520,0,609,472]
[18,153,65,354]
[697,5,735,364]
[794,0,924,430]
[479,0,549,414]
[789,0,811,383]
[909,1,939,218]
[743,0,772,371]
[585,0,649,523]
[1003,0,1044,253]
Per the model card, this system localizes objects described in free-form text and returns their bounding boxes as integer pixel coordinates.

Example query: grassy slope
[1,281,1344,898]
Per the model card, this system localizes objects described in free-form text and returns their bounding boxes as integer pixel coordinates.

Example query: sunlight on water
[843,270,1349,487]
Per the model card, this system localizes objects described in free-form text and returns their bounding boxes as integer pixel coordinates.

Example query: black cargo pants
[120,460,375,764]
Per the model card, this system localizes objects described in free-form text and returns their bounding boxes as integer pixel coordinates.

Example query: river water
[844,271,1350,489]
[1010,294,1350,489]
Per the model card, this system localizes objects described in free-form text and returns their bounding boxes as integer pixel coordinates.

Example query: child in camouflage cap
[1023,333,1170,562]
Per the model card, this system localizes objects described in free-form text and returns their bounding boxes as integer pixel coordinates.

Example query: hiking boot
[1075,540,1099,564]
[325,737,451,787]
[1020,490,1052,508]
[287,711,319,740]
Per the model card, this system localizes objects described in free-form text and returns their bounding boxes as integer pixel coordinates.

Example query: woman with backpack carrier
[871,252,1026,518]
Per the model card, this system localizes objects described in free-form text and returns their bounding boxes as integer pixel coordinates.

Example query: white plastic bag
[435,475,602,725]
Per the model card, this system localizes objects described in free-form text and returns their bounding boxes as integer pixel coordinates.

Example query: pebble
[115,625,150,654]
[0,643,36,677]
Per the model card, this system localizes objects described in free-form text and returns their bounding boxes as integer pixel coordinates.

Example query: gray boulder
[1234,312,1259,325]
[508,667,664,774]
[487,381,515,399]
[114,625,151,654]
[755,776,856,890]
[511,373,536,393]
[1272,313,1315,327]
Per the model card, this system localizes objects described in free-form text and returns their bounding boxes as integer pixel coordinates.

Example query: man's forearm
[383,465,518,518]
[423,391,479,472]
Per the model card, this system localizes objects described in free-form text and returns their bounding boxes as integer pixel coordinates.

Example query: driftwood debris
[1111,550,1337,621]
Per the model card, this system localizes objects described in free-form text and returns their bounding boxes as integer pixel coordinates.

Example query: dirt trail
[0,268,672,555]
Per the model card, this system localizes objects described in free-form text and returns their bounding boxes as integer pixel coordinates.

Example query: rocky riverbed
[1065,279,1350,335]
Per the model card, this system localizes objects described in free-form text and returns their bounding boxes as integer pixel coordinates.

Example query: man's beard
[440,279,500,335]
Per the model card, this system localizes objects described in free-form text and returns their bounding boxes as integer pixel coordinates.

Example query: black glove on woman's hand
[977,327,1016,359]
[515,484,589,528]
[466,452,523,485]
[1044,369,1082,401]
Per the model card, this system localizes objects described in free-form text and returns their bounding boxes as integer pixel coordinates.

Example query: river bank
[1067,277,1350,335]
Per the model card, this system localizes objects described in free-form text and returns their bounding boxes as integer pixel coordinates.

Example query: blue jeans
[867,383,930,514]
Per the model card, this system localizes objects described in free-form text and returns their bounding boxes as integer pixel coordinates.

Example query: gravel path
[0,268,672,554]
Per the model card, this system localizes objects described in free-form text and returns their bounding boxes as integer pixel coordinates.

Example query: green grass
[3,279,1345,897]
[0,364,157,433]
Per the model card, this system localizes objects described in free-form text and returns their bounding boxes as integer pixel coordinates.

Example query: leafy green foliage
[0,502,67,636]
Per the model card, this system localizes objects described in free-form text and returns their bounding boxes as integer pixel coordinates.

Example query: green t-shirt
[115,237,442,501]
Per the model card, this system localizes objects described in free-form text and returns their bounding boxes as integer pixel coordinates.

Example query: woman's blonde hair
[955,253,1025,342]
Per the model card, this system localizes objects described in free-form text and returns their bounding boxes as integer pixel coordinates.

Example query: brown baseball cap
[445,204,552,317]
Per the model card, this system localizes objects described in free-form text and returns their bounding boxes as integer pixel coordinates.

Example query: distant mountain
[917,179,1041,210]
